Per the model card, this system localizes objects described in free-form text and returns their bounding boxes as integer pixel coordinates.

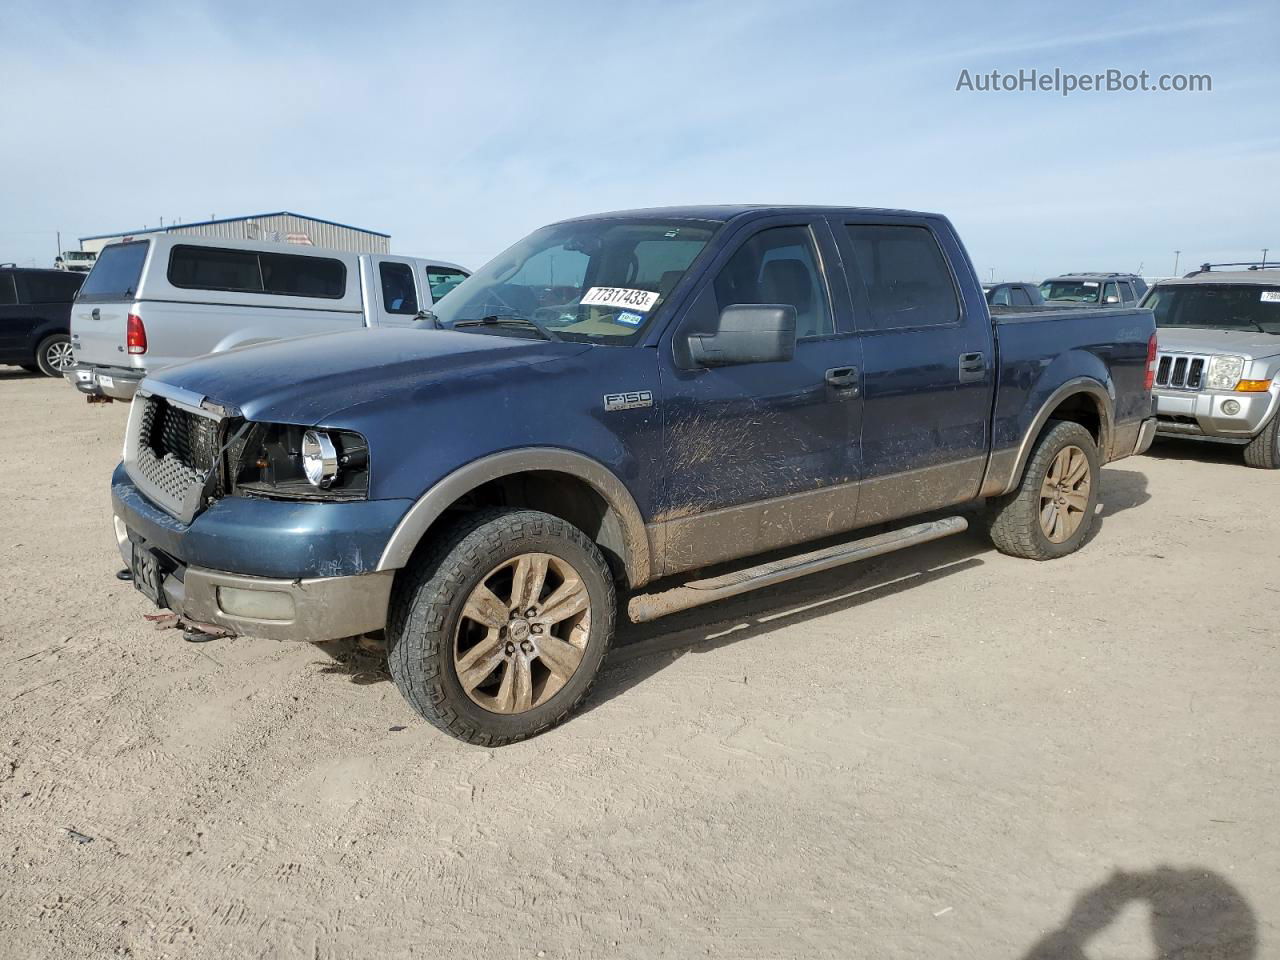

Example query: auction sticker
[1261,291,1280,303]
[582,287,660,312]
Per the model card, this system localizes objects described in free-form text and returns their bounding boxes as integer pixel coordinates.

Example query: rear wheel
[386,508,616,746]
[35,334,74,377]
[985,420,1100,560]
[1243,414,1280,469]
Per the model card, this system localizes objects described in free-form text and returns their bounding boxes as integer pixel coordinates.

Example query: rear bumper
[66,362,144,400]
[1133,417,1157,456]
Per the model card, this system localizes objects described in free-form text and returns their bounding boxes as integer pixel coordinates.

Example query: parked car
[983,281,1044,307]
[55,250,98,273]
[66,235,469,400]
[1143,263,1280,467]
[109,205,1156,745]
[0,265,85,376]
[1040,272,1148,306]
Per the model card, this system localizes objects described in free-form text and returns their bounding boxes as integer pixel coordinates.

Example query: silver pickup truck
[1144,264,1280,468]
[66,235,468,401]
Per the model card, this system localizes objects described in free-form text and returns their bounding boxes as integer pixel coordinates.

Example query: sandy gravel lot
[1,369,1276,959]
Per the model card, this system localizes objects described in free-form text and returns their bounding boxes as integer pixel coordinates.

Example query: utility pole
[1173,250,1180,276]
[988,267,995,283]
[1264,248,1270,268]
[56,231,62,260]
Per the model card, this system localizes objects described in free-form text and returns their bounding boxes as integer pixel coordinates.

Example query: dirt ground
[1,368,1276,960]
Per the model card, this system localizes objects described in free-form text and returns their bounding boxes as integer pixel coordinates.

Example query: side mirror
[686,304,797,367]
[1104,295,1120,304]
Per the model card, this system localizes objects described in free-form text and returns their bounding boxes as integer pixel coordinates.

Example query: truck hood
[143,328,593,424]
[1157,327,1280,360]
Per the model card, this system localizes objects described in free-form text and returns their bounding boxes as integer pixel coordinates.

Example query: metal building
[79,211,391,255]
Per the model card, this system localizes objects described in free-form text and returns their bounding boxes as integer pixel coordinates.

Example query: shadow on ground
[1022,867,1256,959]
[1142,436,1247,467]
[0,366,43,381]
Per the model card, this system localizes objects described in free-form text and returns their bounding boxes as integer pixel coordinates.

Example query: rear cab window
[77,241,150,302]
[1011,286,1033,307]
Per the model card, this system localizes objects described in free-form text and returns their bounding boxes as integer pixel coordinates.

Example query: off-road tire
[985,420,1101,561]
[35,334,73,377]
[1243,414,1280,469]
[386,508,616,747]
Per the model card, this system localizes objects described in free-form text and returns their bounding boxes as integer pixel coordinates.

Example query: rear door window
[16,272,84,303]
[0,274,16,305]
[425,266,468,302]
[1103,282,1120,304]
[1011,286,1033,306]
[1118,281,1134,303]
[844,224,960,329]
[379,261,419,314]
[990,286,1011,306]
[77,241,150,301]
[259,251,345,298]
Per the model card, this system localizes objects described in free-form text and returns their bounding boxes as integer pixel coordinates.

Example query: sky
[2,0,1277,280]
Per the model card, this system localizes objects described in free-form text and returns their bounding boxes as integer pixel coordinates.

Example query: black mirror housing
[687,304,797,367]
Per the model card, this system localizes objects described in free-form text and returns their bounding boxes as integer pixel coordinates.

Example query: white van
[66,235,468,400]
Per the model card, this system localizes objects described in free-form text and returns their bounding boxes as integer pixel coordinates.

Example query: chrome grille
[1154,352,1209,391]
[134,396,221,504]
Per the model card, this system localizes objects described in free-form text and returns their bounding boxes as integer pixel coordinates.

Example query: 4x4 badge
[603,390,653,412]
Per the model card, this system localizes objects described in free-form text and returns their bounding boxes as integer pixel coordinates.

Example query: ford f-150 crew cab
[109,206,1157,746]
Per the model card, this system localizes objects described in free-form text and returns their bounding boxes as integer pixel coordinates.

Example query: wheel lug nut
[531,623,543,634]
[520,641,533,654]
[504,642,515,655]
[525,608,537,618]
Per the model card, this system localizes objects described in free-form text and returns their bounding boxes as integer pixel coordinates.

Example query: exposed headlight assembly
[231,423,369,500]
[301,430,340,488]
[1206,355,1245,391]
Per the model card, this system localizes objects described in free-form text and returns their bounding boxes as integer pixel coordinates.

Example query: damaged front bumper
[110,464,411,642]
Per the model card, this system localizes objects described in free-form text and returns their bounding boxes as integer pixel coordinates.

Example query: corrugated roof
[80,211,391,243]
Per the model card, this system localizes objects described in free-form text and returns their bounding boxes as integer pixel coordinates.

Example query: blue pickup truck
[110,206,1157,745]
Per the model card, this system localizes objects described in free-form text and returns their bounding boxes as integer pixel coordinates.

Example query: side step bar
[628,516,968,623]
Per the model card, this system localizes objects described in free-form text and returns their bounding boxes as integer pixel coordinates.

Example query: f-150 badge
[604,390,653,412]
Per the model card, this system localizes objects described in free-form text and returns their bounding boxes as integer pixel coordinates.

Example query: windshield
[1041,280,1100,303]
[77,241,149,301]
[1144,283,1280,333]
[428,218,719,342]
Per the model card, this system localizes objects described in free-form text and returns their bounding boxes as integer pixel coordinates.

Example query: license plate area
[131,544,165,606]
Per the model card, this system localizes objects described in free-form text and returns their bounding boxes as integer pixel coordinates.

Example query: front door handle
[825,366,860,392]
[958,352,986,383]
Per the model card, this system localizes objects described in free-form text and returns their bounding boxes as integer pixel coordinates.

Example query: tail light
[126,312,147,355]
[1144,332,1157,391]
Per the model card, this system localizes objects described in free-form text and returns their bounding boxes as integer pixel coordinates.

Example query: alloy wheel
[1039,444,1091,543]
[453,552,592,714]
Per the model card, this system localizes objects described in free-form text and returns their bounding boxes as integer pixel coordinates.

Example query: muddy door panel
[835,218,996,525]
[654,219,864,576]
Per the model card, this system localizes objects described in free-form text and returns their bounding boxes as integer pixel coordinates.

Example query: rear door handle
[825,366,859,392]
[958,352,986,382]
[91,308,100,320]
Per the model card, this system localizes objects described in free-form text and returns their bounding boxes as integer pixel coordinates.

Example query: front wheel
[35,334,74,377]
[1243,414,1280,469]
[985,420,1101,560]
[386,509,616,746]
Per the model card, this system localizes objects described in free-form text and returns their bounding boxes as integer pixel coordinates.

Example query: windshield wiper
[452,314,560,341]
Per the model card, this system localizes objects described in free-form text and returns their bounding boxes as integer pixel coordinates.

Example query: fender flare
[984,376,1114,497]
[376,447,651,587]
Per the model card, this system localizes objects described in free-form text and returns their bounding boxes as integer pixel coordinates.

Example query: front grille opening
[134,396,225,509]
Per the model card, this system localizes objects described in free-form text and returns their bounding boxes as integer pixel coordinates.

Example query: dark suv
[1040,272,1148,307]
[0,266,84,376]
